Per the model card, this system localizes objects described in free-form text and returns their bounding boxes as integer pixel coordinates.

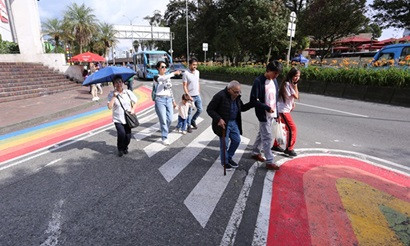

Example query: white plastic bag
[274,121,286,145]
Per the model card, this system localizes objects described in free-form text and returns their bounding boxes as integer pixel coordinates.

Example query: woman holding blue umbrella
[107,75,138,157]
[154,61,182,145]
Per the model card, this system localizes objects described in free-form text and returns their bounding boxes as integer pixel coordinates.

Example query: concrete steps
[0,62,81,103]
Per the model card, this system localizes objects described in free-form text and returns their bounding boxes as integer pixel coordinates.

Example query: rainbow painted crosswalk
[0,86,154,163]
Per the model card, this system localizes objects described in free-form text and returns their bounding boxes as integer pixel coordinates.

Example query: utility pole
[186,0,190,62]
[286,12,297,66]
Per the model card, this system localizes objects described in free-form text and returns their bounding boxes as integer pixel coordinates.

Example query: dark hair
[279,67,300,102]
[189,57,198,64]
[266,60,283,73]
[182,93,190,101]
[113,74,123,83]
[156,61,166,69]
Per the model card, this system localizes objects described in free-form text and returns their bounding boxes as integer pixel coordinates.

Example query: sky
[37,0,406,54]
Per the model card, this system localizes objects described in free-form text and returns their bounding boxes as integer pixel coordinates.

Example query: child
[271,67,300,157]
[176,94,196,134]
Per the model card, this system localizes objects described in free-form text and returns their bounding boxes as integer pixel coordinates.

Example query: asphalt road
[0,78,408,245]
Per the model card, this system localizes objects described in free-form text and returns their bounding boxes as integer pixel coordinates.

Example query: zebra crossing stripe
[221,162,258,246]
[184,137,250,228]
[134,114,178,141]
[159,126,216,182]
[143,117,203,158]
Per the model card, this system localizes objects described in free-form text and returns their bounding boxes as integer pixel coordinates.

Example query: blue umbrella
[82,66,136,86]
[291,55,309,64]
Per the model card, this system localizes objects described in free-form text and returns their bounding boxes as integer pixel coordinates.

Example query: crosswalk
[131,107,254,230]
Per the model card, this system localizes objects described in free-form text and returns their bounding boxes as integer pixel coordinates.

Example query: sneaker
[124,149,129,154]
[118,150,124,157]
[162,139,170,145]
[228,159,239,168]
[191,121,197,129]
[251,154,266,162]
[284,149,297,157]
[222,163,234,170]
[92,97,99,101]
[176,128,182,133]
[266,163,280,170]
[271,146,285,152]
[182,131,187,135]
[187,127,193,133]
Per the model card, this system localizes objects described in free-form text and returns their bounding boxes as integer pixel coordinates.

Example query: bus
[133,50,172,80]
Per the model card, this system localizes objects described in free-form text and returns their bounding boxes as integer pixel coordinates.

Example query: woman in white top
[154,61,182,145]
[107,75,138,157]
[271,67,300,157]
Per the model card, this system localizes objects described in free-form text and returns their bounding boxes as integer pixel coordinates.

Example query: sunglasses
[160,66,167,69]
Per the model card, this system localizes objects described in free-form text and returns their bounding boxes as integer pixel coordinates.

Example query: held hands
[174,70,182,75]
[218,119,226,129]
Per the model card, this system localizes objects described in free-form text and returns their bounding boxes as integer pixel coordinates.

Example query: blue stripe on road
[0,107,107,141]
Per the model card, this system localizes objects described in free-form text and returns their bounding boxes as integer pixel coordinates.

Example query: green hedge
[198,65,410,88]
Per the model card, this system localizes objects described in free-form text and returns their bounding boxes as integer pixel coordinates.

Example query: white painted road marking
[297,102,369,118]
[133,114,177,141]
[144,117,204,158]
[40,199,64,246]
[184,137,250,228]
[159,126,215,182]
[221,162,258,246]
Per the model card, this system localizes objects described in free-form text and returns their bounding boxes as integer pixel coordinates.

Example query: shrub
[198,65,409,88]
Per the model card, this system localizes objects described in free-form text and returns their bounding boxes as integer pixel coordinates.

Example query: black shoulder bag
[117,93,139,128]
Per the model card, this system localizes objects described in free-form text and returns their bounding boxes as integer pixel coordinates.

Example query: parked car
[370,43,410,68]
[169,63,187,78]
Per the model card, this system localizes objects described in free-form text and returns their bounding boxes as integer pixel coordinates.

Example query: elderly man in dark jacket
[207,80,252,170]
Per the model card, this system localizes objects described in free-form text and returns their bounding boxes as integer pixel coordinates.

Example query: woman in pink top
[271,67,300,157]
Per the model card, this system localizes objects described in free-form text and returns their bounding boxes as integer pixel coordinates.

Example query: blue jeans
[187,95,203,126]
[219,120,241,165]
[155,96,173,140]
[176,116,188,131]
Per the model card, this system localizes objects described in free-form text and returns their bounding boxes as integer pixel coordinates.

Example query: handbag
[117,93,139,128]
[274,120,286,145]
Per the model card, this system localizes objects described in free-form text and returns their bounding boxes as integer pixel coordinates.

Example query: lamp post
[286,12,296,66]
[186,0,189,62]
[123,15,138,25]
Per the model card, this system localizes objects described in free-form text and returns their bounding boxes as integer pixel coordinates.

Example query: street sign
[202,43,208,51]
[287,22,296,38]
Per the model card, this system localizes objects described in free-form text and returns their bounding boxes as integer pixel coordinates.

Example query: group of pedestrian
[106,58,300,172]
[208,61,300,171]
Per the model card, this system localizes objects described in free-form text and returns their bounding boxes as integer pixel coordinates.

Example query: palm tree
[63,3,97,54]
[98,22,118,57]
[132,40,140,52]
[42,18,63,53]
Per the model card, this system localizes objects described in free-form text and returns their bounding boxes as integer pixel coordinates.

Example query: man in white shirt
[182,58,202,133]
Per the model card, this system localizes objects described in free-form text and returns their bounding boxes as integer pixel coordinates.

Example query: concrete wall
[10,0,43,55]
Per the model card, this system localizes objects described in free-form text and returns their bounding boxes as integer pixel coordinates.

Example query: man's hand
[218,119,226,129]
[269,107,275,113]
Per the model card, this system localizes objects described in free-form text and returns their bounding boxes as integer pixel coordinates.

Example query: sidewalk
[0,85,112,135]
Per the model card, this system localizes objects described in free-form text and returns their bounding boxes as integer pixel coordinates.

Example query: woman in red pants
[271,67,300,157]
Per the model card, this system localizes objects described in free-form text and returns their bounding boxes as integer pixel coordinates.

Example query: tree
[97,22,118,57]
[299,0,367,61]
[42,18,63,53]
[361,22,382,40]
[132,40,140,52]
[371,0,409,29]
[63,3,98,54]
